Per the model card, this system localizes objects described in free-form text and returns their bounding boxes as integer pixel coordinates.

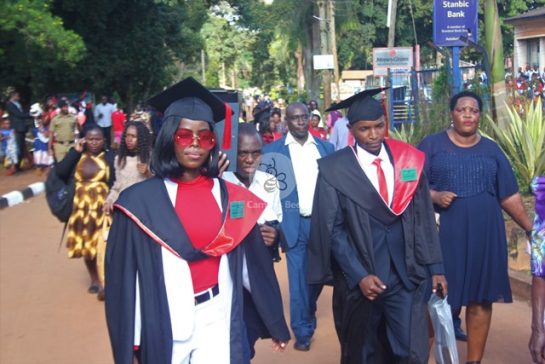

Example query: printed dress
[66,152,110,259]
[419,131,519,308]
[530,176,545,277]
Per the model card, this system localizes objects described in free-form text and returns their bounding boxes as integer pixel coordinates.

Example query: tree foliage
[2,0,541,106]
[49,0,208,110]
[201,6,256,89]
[0,0,85,99]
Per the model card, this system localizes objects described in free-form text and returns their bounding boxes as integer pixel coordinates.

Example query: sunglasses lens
[174,129,194,147]
[198,130,216,150]
[174,128,216,149]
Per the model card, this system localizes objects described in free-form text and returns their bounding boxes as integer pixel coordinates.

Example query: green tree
[0,0,85,101]
[201,7,256,89]
[48,0,208,111]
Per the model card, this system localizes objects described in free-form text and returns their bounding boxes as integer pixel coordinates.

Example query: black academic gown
[105,176,290,364]
[308,142,444,364]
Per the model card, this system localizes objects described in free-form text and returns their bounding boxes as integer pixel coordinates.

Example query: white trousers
[171,293,230,364]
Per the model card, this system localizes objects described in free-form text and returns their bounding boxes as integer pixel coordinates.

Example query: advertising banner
[433,0,478,46]
[373,47,413,76]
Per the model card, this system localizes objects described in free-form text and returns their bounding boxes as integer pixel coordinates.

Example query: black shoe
[294,336,311,351]
[454,325,468,341]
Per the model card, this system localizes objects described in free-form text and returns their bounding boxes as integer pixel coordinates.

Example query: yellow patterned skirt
[66,153,109,259]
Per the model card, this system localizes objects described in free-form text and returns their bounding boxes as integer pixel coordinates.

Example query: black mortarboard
[147,77,234,148]
[253,106,271,125]
[147,77,230,123]
[326,87,386,124]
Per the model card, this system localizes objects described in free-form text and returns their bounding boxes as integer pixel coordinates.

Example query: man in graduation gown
[104,77,290,364]
[308,89,447,364]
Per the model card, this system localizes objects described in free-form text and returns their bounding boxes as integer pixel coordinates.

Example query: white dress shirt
[222,170,283,224]
[355,143,394,206]
[285,132,322,216]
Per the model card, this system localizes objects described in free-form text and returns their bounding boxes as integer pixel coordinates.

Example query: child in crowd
[31,115,54,175]
[0,114,18,175]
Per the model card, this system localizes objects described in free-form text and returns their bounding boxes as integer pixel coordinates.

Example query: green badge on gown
[401,168,417,182]
[230,201,245,219]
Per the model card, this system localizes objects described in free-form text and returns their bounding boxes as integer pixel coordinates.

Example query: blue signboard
[433,0,478,46]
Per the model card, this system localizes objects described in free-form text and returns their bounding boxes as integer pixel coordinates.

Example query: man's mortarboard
[326,87,386,124]
[147,77,233,149]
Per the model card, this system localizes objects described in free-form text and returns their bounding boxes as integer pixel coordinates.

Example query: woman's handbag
[45,167,75,223]
[428,293,460,364]
[96,215,111,288]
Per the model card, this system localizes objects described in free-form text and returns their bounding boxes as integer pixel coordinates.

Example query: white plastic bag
[428,294,460,364]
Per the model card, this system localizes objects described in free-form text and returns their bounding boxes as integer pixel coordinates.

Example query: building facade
[505,7,545,75]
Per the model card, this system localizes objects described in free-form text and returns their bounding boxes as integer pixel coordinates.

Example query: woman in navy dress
[418,91,533,364]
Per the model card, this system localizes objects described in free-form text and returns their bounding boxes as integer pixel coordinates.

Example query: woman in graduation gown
[105,77,290,364]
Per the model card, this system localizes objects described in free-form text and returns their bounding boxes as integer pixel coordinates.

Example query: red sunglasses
[174,128,216,150]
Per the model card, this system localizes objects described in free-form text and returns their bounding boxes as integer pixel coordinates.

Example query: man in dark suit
[308,90,447,363]
[261,102,334,351]
[6,91,32,171]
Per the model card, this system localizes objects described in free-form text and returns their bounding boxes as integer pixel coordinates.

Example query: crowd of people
[506,64,545,104]
[2,78,544,364]
[0,91,160,177]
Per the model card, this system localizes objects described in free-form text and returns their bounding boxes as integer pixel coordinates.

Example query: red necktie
[372,158,389,204]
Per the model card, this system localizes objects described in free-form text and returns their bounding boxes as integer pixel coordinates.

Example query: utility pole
[387,0,398,47]
[328,0,341,102]
[318,0,331,111]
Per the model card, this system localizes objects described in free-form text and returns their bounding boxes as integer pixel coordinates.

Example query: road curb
[0,182,45,209]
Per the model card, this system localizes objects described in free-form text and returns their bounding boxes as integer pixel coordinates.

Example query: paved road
[0,195,535,363]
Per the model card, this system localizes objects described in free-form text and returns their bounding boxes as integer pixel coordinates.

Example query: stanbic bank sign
[372,47,413,76]
[433,0,478,46]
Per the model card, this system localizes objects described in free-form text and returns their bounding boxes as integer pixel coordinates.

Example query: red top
[175,175,221,293]
[111,110,126,132]
[261,131,282,144]
[309,126,328,140]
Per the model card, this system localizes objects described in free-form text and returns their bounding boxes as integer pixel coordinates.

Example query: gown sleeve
[105,209,138,364]
[243,226,291,342]
[492,142,519,199]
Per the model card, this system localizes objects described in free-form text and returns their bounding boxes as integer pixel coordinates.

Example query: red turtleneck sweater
[174,176,222,293]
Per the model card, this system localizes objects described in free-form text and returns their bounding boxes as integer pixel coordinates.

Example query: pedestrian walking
[309,89,446,363]
[418,90,533,363]
[104,77,289,364]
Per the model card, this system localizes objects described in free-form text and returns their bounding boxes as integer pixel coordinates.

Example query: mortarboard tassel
[222,103,232,150]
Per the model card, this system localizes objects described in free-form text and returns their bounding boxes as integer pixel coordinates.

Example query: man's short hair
[238,122,260,142]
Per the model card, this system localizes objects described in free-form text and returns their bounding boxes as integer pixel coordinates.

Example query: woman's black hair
[449,90,483,112]
[271,108,282,118]
[83,123,104,137]
[150,116,219,179]
[117,121,152,169]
